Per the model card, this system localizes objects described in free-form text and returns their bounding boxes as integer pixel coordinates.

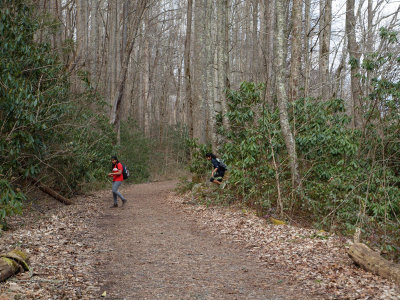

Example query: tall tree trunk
[251,0,259,80]
[110,0,148,141]
[216,0,230,136]
[205,0,217,150]
[275,0,301,190]
[49,0,63,59]
[333,37,347,99]
[366,0,374,101]
[143,14,151,137]
[289,0,302,102]
[345,0,362,128]
[106,2,114,103]
[304,0,311,97]
[90,0,100,87]
[319,0,332,100]
[75,0,86,92]
[192,0,207,144]
[184,0,193,138]
[262,0,275,105]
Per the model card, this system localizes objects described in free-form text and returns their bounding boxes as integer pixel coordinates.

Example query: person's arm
[211,159,219,176]
[211,167,218,176]
[113,170,123,175]
[115,163,123,175]
[108,164,123,176]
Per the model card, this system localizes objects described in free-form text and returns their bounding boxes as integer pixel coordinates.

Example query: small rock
[8,282,23,293]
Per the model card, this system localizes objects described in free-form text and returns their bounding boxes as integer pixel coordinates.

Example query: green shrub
[0,180,24,224]
[187,78,399,254]
[0,1,115,211]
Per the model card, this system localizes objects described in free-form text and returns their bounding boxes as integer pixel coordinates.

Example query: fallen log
[0,249,30,282]
[348,243,400,285]
[30,177,74,205]
[270,217,286,225]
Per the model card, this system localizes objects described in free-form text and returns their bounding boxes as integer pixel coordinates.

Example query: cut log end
[0,249,30,282]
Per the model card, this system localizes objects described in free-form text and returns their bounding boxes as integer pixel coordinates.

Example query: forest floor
[0,180,399,299]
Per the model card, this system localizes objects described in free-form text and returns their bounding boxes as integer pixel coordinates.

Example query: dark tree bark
[184,0,193,138]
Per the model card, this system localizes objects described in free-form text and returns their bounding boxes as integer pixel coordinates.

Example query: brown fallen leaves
[0,191,110,299]
[170,193,400,300]
[0,186,399,299]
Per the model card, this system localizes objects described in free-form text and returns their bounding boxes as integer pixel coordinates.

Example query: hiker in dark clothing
[205,153,226,185]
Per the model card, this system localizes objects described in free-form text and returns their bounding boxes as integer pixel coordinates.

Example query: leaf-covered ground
[0,181,399,299]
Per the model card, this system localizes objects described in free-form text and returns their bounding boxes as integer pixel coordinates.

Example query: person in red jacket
[108,156,127,208]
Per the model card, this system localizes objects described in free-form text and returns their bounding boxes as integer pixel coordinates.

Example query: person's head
[111,156,118,165]
[205,153,216,160]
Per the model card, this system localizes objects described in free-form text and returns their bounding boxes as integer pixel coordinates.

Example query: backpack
[113,163,130,180]
[216,158,227,171]
[121,163,130,180]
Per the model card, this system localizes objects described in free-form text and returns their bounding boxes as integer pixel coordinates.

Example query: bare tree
[260,0,275,104]
[319,0,332,99]
[110,0,148,141]
[303,0,314,98]
[216,0,230,133]
[289,0,302,102]
[184,0,193,138]
[345,0,362,128]
[192,0,207,144]
[275,0,301,190]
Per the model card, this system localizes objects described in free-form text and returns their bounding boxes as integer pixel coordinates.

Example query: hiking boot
[122,199,127,206]
[110,203,118,208]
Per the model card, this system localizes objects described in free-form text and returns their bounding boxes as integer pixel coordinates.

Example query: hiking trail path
[1,180,398,299]
[95,181,308,299]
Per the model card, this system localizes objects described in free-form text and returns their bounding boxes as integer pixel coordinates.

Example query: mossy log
[30,177,73,205]
[270,217,286,225]
[348,243,400,284]
[0,249,30,282]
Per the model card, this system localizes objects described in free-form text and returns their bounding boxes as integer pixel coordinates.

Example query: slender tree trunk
[107,2,114,103]
[251,0,259,80]
[319,0,332,100]
[216,0,230,136]
[366,0,374,102]
[49,0,63,59]
[262,0,275,105]
[110,0,148,140]
[346,0,362,128]
[275,0,301,190]
[289,0,302,102]
[175,56,183,125]
[90,0,100,87]
[192,0,206,143]
[304,0,311,97]
[143,11,151,137]
[205,0,216,150]
[74,0,86,92]
[184,0,193,138]
[333,37,347,99]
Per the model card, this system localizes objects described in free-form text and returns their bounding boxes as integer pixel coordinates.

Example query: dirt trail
[94,181,310,299]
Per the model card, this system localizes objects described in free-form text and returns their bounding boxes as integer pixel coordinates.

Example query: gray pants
[112,181,126,204]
